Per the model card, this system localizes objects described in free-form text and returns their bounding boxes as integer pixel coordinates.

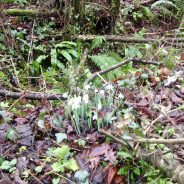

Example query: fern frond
[90,53,122,80]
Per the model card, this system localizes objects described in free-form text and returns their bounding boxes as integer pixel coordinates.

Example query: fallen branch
[84,58,161,85]
[0,90,67,100]
[2,9,58,18]
[72,35,184,43]
[99,129,184,184]
[99,129,184,145]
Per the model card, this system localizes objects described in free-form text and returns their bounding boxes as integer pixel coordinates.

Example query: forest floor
[0,1,184,184]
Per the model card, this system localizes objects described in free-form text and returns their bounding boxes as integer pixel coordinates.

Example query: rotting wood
[0,90,67,100]
[73,35,184,43]
[2,9,58,17]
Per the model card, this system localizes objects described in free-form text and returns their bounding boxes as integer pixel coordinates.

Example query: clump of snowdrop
[65,83,124,134]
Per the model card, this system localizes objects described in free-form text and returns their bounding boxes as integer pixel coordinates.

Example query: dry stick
[0,90,67,100]
[84,58,161,85]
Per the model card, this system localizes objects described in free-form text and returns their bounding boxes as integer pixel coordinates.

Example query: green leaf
[74,170,89,183]
[36,55,48,64]
[57,62,65,70]
[35,166,43,173]
[55,133,67,143]
[133,167,141,176]
[0,156,5,165]
[60,50,72,61]
[9,159,17,166]
[0,161,10,170]
[52,178,60,184]
[51,161,65,172]
[6,128,19,142]
[37,120,45,129]
[9,167,16,172]
[67,49,79,58]
[117,151,133,160]
[51,48,58,68]
[0,71,5,78]
[47,145,70,160]
[91,36,105,50]
[63,158,79,171]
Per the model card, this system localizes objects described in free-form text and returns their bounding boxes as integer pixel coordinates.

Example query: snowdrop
[62,92,68,98]
[99,90,105,95]
[83,94,89,104]
[105,84,113,90]
[84,84,90,91]
[118,93,124,99]
[93,113,98,120]
[97,101,102,110]
[68,96,82,110]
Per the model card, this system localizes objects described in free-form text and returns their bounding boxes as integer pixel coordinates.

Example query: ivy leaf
[6,128,19,142]
[0,161,10,170]
[37,120,45,129]
[52,178,60,184]
[35,166,43,174]
[55,133,67,143]
[74,170,89,183]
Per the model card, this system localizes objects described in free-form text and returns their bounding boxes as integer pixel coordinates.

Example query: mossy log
[0,0,14,3]
[2,9,58,18]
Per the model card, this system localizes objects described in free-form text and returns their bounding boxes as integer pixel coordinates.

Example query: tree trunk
[111,0,120,33]
[73,0,85,26]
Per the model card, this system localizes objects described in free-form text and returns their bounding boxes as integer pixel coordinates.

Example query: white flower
[99,90,105,95]
[118,93,124,99]
[83,94,89,104]
[93,113,98,120]
[97,101,102,110]
[84,84,90,90]
[68,96,82,110]
[95,89,98,93]
[62,92,68,98]
[106,84,113,90]
[161,49,168,55]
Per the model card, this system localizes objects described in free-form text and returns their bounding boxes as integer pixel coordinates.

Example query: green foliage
[6,128,19,142]
[55,133,67,143]
[74,170,89,184]
[47,145,79,173]
[0,159,17,172]
[90,36,106,50]
[151,0,179,18]
[90,53,122,80]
